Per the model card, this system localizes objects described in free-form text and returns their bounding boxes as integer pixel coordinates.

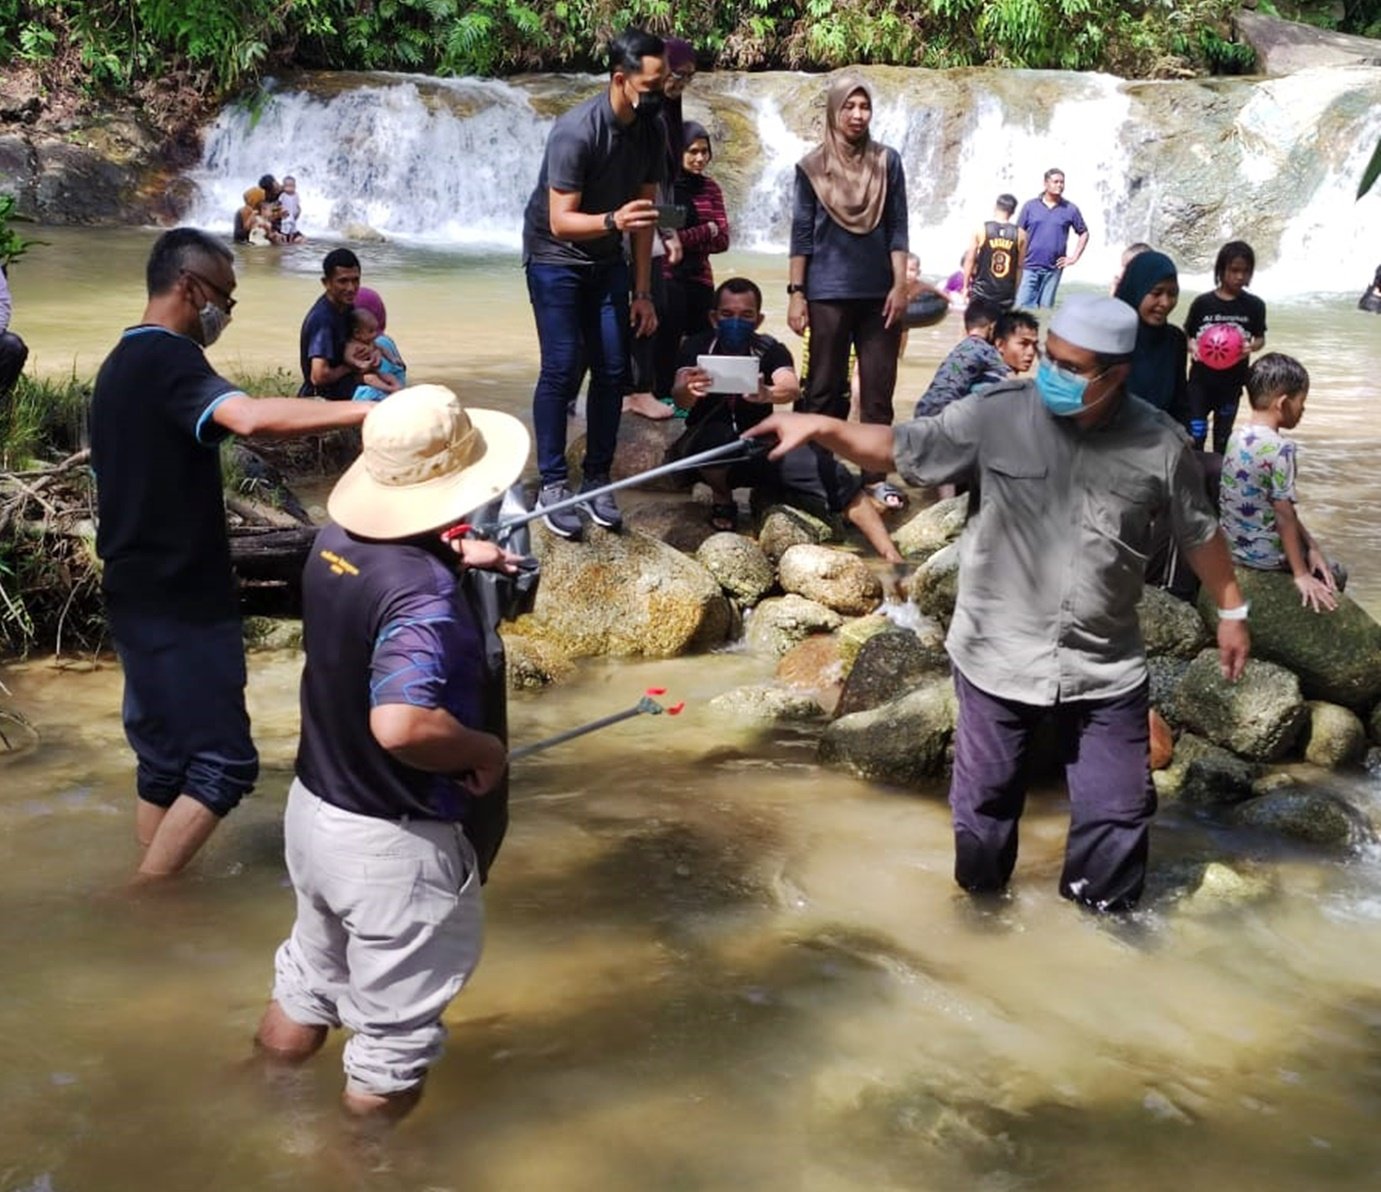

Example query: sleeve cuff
[196,390,246,444]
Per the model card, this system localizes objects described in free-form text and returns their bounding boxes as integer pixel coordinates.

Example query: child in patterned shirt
[1218,352,1340,613]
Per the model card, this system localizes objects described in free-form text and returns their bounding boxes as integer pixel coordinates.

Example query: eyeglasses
[183,269,237,313]
[669,70,695,83]
[1040,349,1106,382]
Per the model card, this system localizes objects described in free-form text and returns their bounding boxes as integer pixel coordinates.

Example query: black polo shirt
[298,294,354,399]
[522,90,666,267]
[296,522,489,823]
[676,329,794,432]
[91,325,242,620]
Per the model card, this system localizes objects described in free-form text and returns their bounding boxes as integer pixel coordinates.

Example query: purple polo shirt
[1017,197,1088,270]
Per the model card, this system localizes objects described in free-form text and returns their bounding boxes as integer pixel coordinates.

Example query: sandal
[866,481,908,511]
[708,501,740,532]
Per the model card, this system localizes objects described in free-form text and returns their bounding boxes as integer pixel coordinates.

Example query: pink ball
[1197,322,1246,370]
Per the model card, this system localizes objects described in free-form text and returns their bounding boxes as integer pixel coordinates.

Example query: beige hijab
[798,74,889,235]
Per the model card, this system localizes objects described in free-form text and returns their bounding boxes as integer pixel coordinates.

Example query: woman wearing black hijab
[1114,249,1189,429]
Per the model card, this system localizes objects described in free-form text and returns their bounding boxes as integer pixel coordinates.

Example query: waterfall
[183,66,1381,296]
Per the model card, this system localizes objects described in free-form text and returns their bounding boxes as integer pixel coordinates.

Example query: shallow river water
[3,229,1381,1190]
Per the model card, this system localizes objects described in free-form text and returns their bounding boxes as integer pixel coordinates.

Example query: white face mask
[197,302,230,347]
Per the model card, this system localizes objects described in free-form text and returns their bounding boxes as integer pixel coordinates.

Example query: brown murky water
[4,229,1381,1190]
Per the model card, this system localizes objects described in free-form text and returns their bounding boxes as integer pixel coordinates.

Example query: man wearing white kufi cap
[255,384,531,1119]
[748,296,1251,912]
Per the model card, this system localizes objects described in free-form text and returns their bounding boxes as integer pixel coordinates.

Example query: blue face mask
[1035,355,1093,417]
[715,316,755,353]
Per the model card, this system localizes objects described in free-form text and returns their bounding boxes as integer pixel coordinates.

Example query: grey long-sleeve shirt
[790,148,908,302]
[892,380,1219,706]
[0,268,12,335]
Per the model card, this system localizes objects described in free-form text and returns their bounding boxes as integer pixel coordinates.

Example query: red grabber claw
[645,687,667,696]
[666,702,685,715]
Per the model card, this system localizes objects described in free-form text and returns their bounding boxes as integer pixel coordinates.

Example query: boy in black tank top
[963,193,1024,309]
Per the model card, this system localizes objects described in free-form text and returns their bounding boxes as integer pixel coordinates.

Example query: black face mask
[632,89,665,119]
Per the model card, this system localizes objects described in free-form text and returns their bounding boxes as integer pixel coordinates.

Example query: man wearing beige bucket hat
[254,383,531,1119]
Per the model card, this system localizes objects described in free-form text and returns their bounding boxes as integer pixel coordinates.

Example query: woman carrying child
[1184,239,1266,453]
[350,287,407,402]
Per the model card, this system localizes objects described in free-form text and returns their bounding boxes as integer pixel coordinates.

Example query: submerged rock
[1231,789,1376,849]
[819,678,957,787]
[745,594,843,658]
[1138,585,1209,659]
[1154,860,1276,914]
[1197,568,1381,710]
[775,634,844,695]
[1169,650,1306,762]
[510,525,731,657]
[892,495,968,560]
[834,629,951,719]
[502,633,575,690]
[777,544,882,616]
[242,617,303,652]
[696,532,775,606]
[707,684,823,725]
[1154,731,1256,805]
[1304,701,1367,769]
[835,614,894,674]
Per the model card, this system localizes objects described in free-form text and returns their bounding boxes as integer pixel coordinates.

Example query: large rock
[1148,656,1192,718]
[696,532,775,605]
[624,499,717,556]
[911,541,960,623]
[1234,10,1381,76]
[892,495,968,561]
[778,544,883,616]
[745,594,843,658]
[836,614,894,674]
[35,140,143,224]
[1197,568,1381,710]
[509,525,731,657]
[757,504,834,563]
[707,684,823,725]
[834,629,952,719]
[1371,702,1381,745]
[567,415,689,491]
[1304,701,1367,769]
[1153,732,1256,806]
[1169,650,1307,762]
[502,633,575,690]
[819,678,957,787]
[1231,790,1376,850]
[1138,585,1210,659]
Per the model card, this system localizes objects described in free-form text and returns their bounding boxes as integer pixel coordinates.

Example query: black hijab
[1115,250,1187,416]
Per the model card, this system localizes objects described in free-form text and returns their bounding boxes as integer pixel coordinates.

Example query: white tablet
[697,354,760,396]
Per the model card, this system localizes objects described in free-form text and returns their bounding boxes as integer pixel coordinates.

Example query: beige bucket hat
[328,384,530,539]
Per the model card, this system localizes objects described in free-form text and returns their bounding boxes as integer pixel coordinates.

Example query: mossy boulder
[1231,789,1376,849]
[502,633,575,690]
[819,678,958,787]
[911,541,960,623]
[695,532,775,606]
[757,504,835,563]
[1303,701,1367,769]
[745,594,843,658]
[706,684,824,724]
[892,495,968,561]
[1197,568,1381,709]
[1138,585,1210,659]
[834,629,952,719]
[1153,731,1256,805]
[778,544,883,616]
[1169,650,1306,762]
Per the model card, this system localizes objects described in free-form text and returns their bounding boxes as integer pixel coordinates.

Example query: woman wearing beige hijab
[788,74,910,507]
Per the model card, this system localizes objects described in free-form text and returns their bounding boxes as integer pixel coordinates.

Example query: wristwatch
[786,283,806,295]
[604,211,617,232]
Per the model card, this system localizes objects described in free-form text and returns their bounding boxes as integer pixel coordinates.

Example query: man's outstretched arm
[742,412,895,475]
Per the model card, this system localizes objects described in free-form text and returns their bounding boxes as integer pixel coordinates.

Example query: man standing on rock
[521,27,667,539]
[299,247,368,398]
[91,228,369,878]
[1014,168,1088,309]
[747,296,1251,911]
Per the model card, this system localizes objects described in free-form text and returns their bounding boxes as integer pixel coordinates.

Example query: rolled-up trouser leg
[1057,681,1157,912]
[948,668,1040,893]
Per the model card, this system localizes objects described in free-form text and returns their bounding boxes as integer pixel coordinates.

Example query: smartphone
[655,204,687,230]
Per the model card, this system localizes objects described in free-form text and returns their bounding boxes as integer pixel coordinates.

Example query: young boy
[1219,352,1339,613]
[278,175,304,241]
[670,276,901,561]
[993,308,1039,375]
[348,305,407,402]
[913,297,1008,418]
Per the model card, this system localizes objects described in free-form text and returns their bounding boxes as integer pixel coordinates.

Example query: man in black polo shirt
[91,229,369,878]
[522,26,667,539]
[962,193,1025,309]
[298,247,366,399]
[254,384,529,1121]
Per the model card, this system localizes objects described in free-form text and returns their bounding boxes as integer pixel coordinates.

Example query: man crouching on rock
[254,384,530,1119]
[747,296,1251,912]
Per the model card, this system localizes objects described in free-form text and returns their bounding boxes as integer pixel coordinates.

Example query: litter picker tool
[509,688,685,762]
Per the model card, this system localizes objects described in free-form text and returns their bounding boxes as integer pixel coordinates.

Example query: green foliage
[0,195,44,270]
[0,0,1268,99]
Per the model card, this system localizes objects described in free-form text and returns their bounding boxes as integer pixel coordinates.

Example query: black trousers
[0,330,27,398]
[798,298,900,486]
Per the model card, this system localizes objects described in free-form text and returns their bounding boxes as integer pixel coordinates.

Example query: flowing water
[5,65,1381,1184]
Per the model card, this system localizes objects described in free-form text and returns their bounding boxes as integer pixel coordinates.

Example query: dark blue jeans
[526,259,630,486]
